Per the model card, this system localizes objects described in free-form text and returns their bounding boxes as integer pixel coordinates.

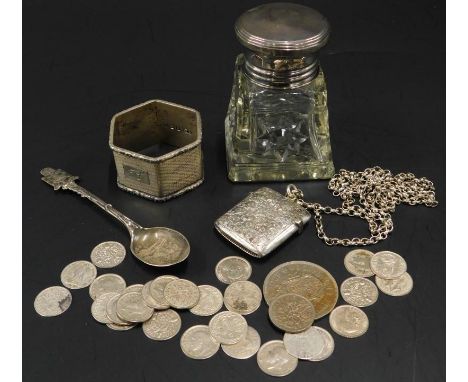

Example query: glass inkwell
[225,3,335,182]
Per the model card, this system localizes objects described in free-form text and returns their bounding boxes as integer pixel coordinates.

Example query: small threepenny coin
[344,249,375,277]
[370,251,407,280]
[143,309,182,341]
[142,280,162,309]
[116,292,153,323]
[149,275,179,309]
[257,340,298,377]
[106,293,130,325]
[209,311,248,344]
[90,241,126,268]
[329,305,369,338]
[268,293,315,333]
[223,280,262,315]
[124,284,144,294]
[375,272,413,296]
[163,279,200,309]
[106,322,136,331]
[221,326,261,359]
[89,273,126,300]
[189,285,224,316]
[91,292,118,324]
[180,325,220,359]
[215,256,252,284]
[263,261,338,319]
[340,277,379,307]
[60,260,97,289]
[34,286,72,317]
[283,326,325,360]
[307,327,335,362]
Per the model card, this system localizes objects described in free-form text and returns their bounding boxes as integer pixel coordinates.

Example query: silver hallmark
[123,165,150,184]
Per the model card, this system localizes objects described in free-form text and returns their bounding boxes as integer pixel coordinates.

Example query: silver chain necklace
[286,166,438,246]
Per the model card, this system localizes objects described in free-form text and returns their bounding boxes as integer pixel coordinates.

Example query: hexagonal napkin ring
[109,99,203,201]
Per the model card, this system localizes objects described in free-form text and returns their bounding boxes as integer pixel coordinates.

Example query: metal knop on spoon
[40,167,190,267]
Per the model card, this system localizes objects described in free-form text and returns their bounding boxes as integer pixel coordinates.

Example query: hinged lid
[235,2,330,54]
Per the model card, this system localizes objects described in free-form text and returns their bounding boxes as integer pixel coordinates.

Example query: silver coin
[375,272,413,296]
[106,293,130,325]
[91,292,118,324]
[90,241,126,268]
[189,285,224,316]
[283,326,325,360]
[221,326,261,359]
[209,311,248,344]
[308,327,335,362]
[89,273,126,300]
[180,325,220,359]
[34,286,72,317]
[340,277,379,307]
[116,292,154,323]
[106,322,136,331]
[344,249,375,277]
[142,281,162,309]
[224,280,262,315]
[148,275,179,309]
[329,305,369,338]
[257,340,298,377]
[268,293,315,333]
[215,256,252,284]
[142,309,182,341]
[124,284,144,294]
[370,251,407,280]
[60,260,97,289]
[164,279,200,309]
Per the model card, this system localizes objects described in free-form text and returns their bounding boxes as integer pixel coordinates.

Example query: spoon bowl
[130,227,190,267]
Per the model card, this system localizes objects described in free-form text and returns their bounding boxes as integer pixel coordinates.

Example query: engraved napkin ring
[214,188,311,258]
[109,99,204,201]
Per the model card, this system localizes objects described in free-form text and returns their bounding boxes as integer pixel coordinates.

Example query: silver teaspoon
[40,167,190,267]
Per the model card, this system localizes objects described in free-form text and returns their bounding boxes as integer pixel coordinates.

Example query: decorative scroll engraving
[40,168,79,190]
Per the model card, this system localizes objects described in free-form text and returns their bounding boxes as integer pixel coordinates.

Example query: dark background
[23,0,445,381]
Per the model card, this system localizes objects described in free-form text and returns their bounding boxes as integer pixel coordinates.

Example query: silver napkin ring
[109,99,203,201]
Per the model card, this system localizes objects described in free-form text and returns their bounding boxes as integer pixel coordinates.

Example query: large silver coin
[375,272,413,296]
[91,292,118,324]
[268,293,315,333]
[370,251,407,280]
[209,311,248,345]
[224,280,262,315]
[180,325,220,359]
[149,275,179,309]
[124,284,144,294]
[283,326,325,360]
[106,293,130,325]
[142,309,182,341]
[257,340,298,377]
[142,281,162,309]
[263,261,338,319]
[221,326,261,359]
[329,305,369,338]
[106,322,136,331]
[164,279,200,309]
[344,249,375,277]
[89,274,126,300]
[340,277,379,307]
[60,260,97,289]
[90,241,126,268]
[34,286,72,317]
[215,256,252,284]
[116,292,153,323]
[308,326,335,362]
[189,285,224,316]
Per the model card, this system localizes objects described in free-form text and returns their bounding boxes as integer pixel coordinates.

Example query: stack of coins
[33,243,414,378]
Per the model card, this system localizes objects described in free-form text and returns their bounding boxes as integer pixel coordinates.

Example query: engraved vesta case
[225,3,335,182]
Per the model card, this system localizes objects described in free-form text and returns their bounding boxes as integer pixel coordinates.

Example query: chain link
[286,166,438,246]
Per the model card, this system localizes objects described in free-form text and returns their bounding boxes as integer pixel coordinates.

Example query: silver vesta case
[215,188,311,258]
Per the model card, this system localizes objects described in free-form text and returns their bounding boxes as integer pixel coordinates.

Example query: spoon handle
[40,167,142,234]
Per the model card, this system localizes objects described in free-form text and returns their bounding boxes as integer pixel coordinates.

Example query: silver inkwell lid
[235,2,330,88]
